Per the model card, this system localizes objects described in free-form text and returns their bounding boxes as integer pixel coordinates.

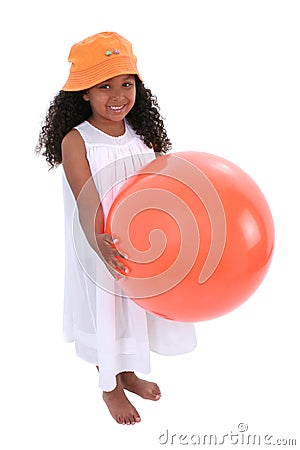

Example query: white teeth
[109,105,123,110]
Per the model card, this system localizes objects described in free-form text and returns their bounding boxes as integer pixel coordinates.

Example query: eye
[98,84,110,89]
[123,81,134,88]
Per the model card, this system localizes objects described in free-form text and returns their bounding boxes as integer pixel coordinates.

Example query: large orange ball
[106,152,275,322]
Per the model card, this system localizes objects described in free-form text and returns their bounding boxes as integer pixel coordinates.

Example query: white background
[1,0,299,448]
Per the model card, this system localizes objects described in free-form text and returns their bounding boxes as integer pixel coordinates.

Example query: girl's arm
[61,130,128,277]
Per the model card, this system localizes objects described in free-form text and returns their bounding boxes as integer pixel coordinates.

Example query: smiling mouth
[108,105,126,112]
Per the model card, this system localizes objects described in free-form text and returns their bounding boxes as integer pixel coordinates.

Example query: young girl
[36,31,197,425]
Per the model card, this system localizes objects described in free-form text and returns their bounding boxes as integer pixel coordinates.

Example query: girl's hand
[96,233,129,280]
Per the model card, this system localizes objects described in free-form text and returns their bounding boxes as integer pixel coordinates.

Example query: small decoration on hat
[105,49,121,56]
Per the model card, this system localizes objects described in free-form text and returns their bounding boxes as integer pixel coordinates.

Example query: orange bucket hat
[62,32,141,91]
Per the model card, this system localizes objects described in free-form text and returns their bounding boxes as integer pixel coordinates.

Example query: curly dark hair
[36,76,172,169]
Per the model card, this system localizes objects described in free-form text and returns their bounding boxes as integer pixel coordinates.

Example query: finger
[106,255,129,275]
[117,251,128,260]
[111,248,120,257]
[98,233,117,245]
[106,265,126,280]
[101,247,120,260]
[113,260,129,275]
[101,235,128,261]
[106,241,128,260]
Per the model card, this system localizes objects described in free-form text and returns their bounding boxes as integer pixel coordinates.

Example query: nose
[110,86,124,101]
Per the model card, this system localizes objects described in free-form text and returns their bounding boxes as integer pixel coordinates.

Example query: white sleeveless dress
[62,120,197,391]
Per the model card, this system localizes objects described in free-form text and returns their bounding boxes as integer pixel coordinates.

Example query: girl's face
[83,74,136,134]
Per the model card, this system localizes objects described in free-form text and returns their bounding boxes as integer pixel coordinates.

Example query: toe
[154,383,161,394]
[130,415,137,425]
[152,393,161,400]
[116,415,123,424]
[154,388,161,399]
[151,385,161,400]
[133,410,141,423]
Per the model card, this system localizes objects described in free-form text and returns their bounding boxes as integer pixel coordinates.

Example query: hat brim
[62,56,141,91]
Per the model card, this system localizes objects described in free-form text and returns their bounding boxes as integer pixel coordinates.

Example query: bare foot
[102,375,141,425]
[120,372,161,401]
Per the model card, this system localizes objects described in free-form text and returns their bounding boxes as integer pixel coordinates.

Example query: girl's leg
[98,368,161,424]
[102,373,141,425]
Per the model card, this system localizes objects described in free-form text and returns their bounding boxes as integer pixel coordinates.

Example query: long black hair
[36,76,172,169]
